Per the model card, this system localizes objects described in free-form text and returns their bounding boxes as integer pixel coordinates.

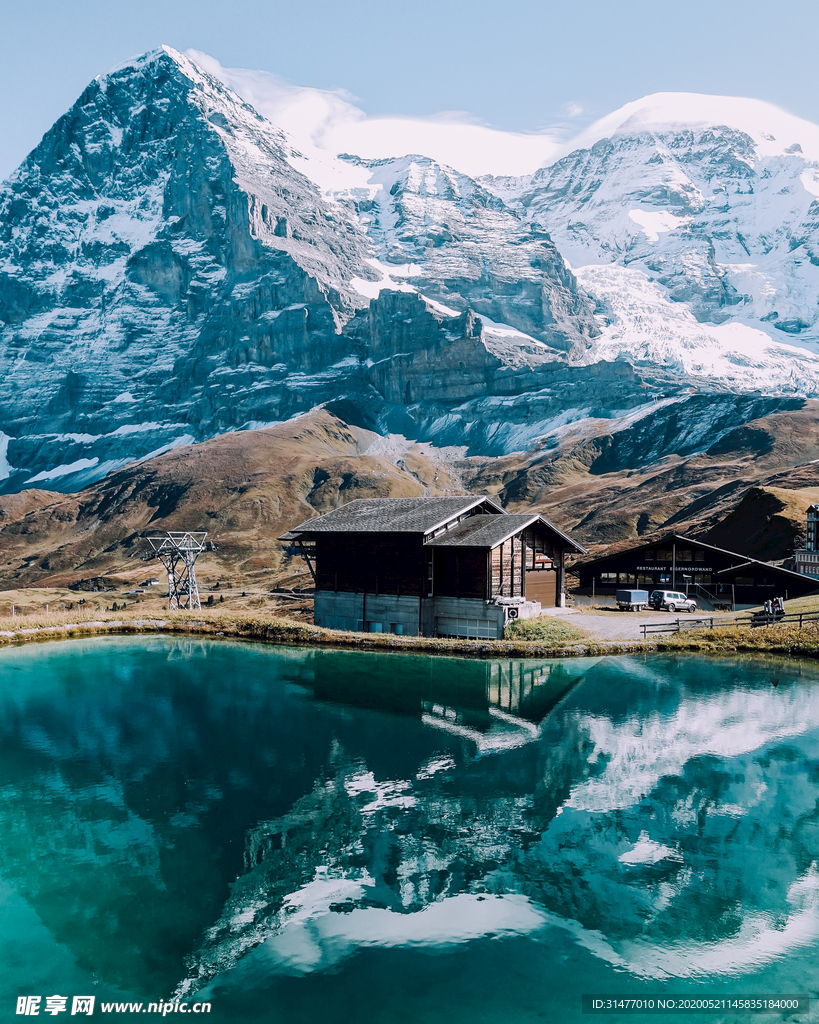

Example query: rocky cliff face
[340,154,599,353]
[0,48,387,491]
[0,47,607,491]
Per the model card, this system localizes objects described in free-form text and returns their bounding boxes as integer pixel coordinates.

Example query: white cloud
[186,50,563,178]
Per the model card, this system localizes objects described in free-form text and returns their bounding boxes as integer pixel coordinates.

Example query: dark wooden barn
[282,496,586,638]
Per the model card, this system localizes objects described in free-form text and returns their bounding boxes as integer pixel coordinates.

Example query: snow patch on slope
[350,258,420,301]
[573,264,819,392]
[628,209,692,242]
[25,458,99,484]
[0,433,13,482]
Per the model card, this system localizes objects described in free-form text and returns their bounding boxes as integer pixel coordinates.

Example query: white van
[650,590,697,613]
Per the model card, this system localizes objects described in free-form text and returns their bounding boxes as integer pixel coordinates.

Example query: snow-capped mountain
[2,49,819,492]
[494,94,819,389]
[0,46,615,490]
[341,153,598,353]
[0,47,373,489]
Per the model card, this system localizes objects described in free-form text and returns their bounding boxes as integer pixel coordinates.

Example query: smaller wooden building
[575,532,819,607]
[282,496,586,638]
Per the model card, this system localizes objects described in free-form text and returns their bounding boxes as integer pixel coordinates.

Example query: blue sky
[1,0,816,179]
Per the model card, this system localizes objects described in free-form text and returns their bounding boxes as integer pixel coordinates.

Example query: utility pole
[146,532,208,610]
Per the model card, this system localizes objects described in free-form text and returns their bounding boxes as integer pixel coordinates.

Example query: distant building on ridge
[793,504,819,579]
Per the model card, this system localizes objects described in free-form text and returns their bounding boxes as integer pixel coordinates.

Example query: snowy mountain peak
[567,91,819,162]
[0,45,379,489]
[104,45,232,93]
[0,48,602,489]
[504,92,819,394]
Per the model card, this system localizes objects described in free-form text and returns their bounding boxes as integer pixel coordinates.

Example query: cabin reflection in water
[420,659,590,754]
[487,659,573,717]
[7,639,818,1011]
[308,650,590,738]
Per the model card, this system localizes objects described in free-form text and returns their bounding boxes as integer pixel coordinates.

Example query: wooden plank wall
[524,527,560,566]
[314,524,569,601]
[490,536,525,597]
[488,528,566,600]
[315,534,425,595]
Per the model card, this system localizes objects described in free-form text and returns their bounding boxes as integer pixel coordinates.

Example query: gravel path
[564,609,711,641]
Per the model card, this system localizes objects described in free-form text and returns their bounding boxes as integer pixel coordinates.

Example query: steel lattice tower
[147,532,208,610]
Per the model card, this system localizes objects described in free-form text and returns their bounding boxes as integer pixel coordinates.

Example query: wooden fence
[640,609,819,639]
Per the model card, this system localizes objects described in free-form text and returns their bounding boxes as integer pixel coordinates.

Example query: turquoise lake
[1,637,818,1022]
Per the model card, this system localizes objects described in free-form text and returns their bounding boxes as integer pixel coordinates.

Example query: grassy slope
[0,410,465,591]
[6,403,819,596]
[504,616,587,644]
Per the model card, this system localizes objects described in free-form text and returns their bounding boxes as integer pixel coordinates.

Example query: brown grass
[0,607,636,659]
[3,608,819,663]
[657,620,819,657]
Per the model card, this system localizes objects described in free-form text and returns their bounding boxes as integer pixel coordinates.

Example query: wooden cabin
[281,496,586,638]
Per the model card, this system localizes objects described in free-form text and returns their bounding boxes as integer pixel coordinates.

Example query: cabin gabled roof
[576,533,744,570]
[281,497,587,552]
[424,513,587,553]
[280,495,504,538]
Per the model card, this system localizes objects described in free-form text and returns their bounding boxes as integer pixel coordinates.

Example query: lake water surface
[1,638,818,1022]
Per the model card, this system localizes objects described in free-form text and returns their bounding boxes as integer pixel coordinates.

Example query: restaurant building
[575,533,819,607]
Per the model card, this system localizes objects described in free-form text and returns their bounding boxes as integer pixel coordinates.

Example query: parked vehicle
[650,589,697,613]
[616,589,649,611]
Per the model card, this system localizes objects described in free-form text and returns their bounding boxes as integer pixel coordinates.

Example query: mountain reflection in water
[0,638,818,1021]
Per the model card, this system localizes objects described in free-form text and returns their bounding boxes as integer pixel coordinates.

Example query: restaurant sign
[636,565,713,572]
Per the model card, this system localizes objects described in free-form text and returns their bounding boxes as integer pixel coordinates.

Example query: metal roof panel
[425,513,587,553]
[281,496,504,536]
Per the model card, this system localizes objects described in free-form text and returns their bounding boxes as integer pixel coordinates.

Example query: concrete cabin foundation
[314,592,421,636]
[314,591,543,639]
